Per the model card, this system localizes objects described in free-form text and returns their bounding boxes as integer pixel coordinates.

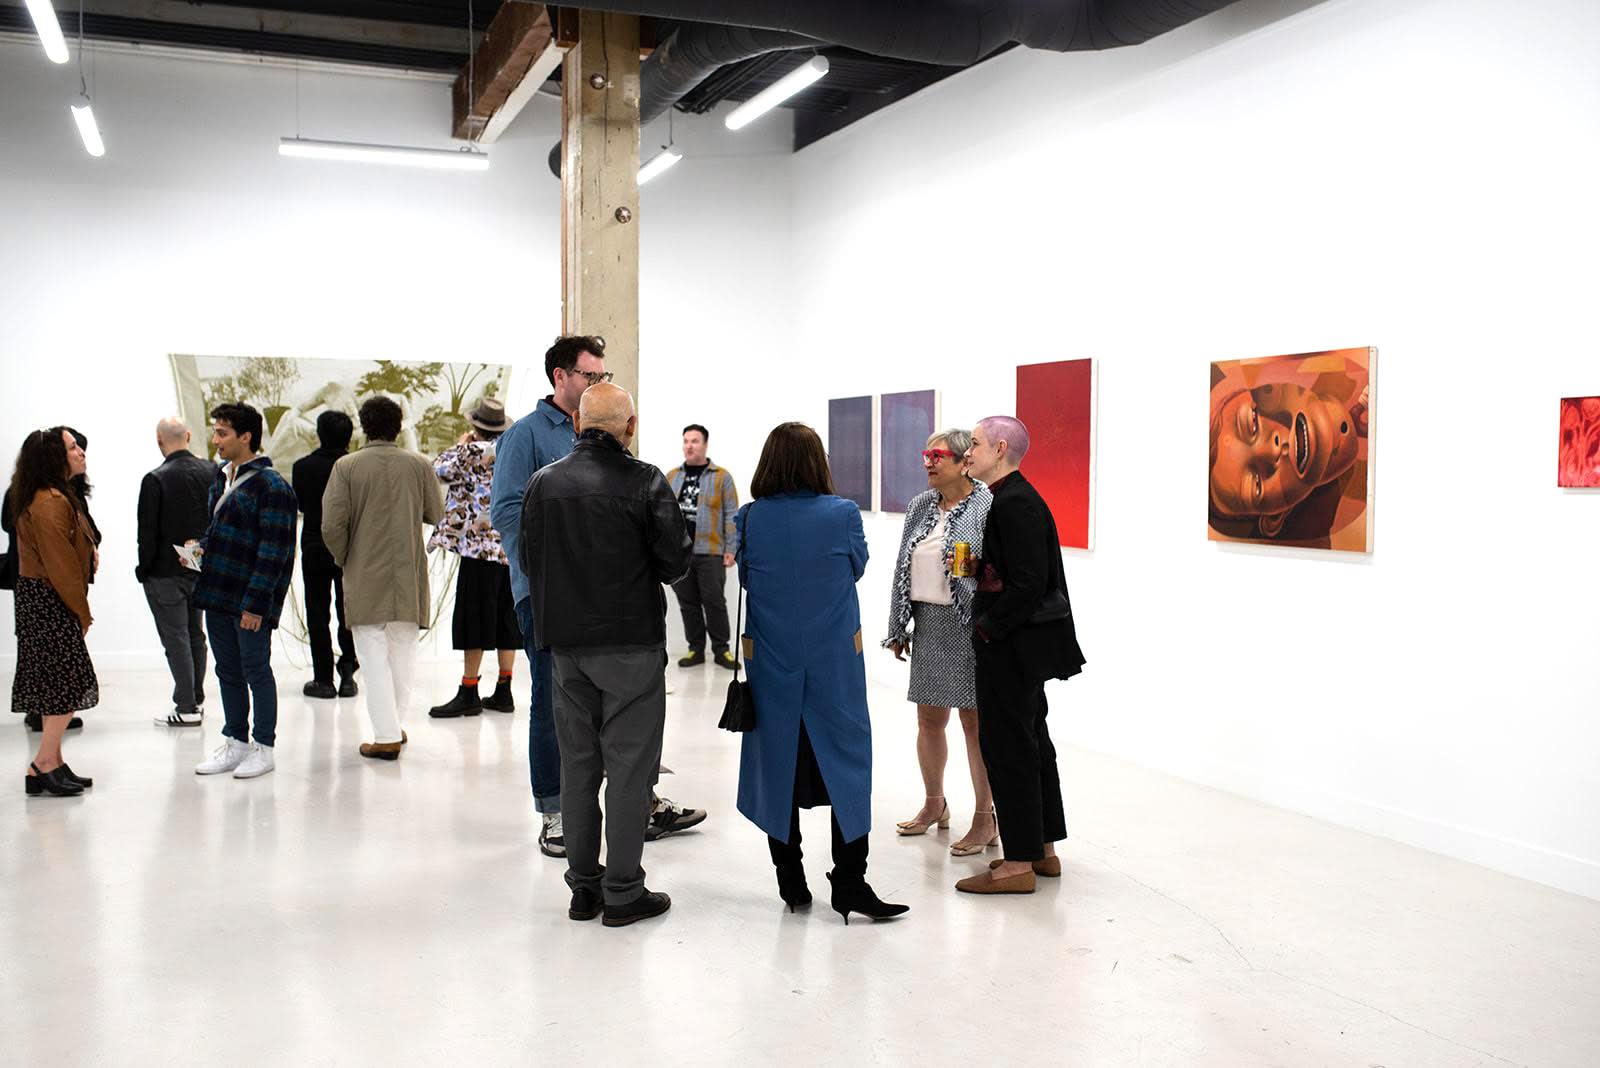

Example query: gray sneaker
[539,813,566,858]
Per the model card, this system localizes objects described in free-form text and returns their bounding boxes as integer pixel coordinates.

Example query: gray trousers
[551,646,667,906]
[671,553,732,655]
[143,574,207,713]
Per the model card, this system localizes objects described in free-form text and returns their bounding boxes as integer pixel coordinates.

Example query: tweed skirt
[11,578,99,717]
[906,600,977,709]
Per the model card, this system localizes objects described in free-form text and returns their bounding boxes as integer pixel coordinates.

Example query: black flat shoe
[61,764,93,789]
[303,680,337,699]
[25,763,84,797]
[775,864,812,913]
[338,671,359,698]
[827,873,908,925]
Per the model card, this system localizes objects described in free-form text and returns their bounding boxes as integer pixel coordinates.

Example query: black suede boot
[429,684,482,718]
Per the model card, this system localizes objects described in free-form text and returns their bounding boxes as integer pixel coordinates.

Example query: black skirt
[11,577,99,716]
[452,555,522,651]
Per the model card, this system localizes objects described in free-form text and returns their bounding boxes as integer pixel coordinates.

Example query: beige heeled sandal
[949,809,999,856]
[896,797,950,836]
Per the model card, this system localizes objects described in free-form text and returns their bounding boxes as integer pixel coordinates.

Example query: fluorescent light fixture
[724,55,828,132]
[71,103,104,157]
[278,137,490,172]
[25,0,69,64]
[638,148,682,185]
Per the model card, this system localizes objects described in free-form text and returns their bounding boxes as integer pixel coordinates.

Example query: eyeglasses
[922,449,958,464]
[572,370,614,386]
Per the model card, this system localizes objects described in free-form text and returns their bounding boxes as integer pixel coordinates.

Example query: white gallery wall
[0,36,790,666]
[782,0,1600,900]
[2,0,1597,903]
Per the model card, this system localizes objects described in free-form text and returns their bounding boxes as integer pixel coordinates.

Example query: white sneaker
[195,738,250,775]
[156,706,203,727]
[233,743,275,779]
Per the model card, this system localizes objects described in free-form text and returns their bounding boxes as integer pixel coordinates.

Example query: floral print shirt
[429,442,507,564]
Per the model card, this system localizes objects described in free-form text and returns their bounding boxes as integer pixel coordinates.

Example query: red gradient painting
[1016,359,1094,549]
[1559,397,1600,487]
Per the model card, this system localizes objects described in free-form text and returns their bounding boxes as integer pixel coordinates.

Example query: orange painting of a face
[1209,348,1374,552]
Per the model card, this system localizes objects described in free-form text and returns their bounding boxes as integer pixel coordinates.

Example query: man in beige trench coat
[322,396,445,759]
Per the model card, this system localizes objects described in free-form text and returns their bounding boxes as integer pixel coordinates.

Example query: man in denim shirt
[492,336,707,857]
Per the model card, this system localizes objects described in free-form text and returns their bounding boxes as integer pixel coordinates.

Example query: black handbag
[719,574,756,732]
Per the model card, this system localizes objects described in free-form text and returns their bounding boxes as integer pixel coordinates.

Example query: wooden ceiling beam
[451,1,556,142]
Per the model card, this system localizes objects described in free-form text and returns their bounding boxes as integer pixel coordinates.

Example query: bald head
[577,382,637,446]
[156,416,191,456]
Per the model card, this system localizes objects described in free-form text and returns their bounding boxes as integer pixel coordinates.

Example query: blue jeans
[515,597,562,814]
[206,611,277,747]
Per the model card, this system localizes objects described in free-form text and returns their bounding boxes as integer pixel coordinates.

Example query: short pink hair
[977,415,1030,463]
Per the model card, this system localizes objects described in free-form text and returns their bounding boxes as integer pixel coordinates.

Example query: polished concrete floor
[3,658,1598,1067]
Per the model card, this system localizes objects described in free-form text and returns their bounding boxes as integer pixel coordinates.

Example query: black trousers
[975,637,1067,863]
[671,553,731,654]
[303,563,357,683]
[766,724,868,881]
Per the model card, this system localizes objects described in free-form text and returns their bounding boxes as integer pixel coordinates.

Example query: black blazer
[519,431,692,652]
[136,450,217,581]
[291,447,347,574]
[973,471,1086,683]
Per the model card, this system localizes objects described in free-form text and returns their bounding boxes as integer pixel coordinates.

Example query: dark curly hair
[7,427,81,523]
[359,396,403,442]
[544,335,605,386]
[211,402,264,454]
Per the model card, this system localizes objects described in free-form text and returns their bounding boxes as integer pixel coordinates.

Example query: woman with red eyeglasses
[883,428,996,855]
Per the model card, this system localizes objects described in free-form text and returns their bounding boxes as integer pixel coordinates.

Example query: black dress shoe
[602,888,671,928]
[568,866,605,920]
[429,685,483,719]
[714,650,738,671]
[481,680,516,713]
[61,764,93,789]
[303,680,337,699]
[24,763,84,797]
[827,873,909,925]
[676,650,705,667]
[338,670,359,698]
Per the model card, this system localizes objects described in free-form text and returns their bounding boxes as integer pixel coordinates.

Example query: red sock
[497,670,513,681]
[462,675,479,687]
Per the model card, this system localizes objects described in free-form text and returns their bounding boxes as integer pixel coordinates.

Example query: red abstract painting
[1016,359,1093,549]
[1559,396,1600,487]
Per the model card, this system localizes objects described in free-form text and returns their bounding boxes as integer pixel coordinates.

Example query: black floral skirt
[11,578,99,717]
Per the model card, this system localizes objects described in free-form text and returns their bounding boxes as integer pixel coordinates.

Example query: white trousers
[352,622,419,744]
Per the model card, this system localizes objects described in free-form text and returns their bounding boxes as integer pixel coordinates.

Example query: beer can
[952,542,972,578]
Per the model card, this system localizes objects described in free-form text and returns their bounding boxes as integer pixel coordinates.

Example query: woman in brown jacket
[9,428,99,797]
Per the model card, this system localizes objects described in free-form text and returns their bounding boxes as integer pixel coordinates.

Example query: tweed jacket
[193,455,298,627]
[664,461,739,558]
[883,479,991,647]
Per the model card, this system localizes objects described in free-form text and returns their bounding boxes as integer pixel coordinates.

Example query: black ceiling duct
[548,1,1242,174]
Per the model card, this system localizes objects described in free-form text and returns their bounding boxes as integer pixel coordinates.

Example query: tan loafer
[989,856,1061,878]
[359,741,402,761]
[955,868,1036,895]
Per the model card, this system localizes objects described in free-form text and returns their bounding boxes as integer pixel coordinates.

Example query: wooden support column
[561,11,641,433]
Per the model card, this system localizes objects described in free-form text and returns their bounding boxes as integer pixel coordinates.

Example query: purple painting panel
[828,395,874,511]
[880,390,937,513]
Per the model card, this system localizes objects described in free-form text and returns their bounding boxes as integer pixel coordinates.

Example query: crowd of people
[5,335,1086,925]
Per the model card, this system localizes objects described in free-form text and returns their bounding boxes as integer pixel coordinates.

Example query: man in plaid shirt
[192,402,298,781]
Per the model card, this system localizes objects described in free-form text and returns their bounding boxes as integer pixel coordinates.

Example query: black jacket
[973,471,1086,683]
[291,447,347,574]
[136,450,217,582]
[519,430,692,651]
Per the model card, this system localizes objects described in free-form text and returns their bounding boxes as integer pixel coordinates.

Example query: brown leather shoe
[359,741,402,761]
[955,867,1036,895]
[990,856,1061,878]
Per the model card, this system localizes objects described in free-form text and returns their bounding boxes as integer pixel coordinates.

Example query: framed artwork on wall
[1016,359,1095,550]
[879,389,939,513]
[827,395,874,511]
[1207,347,1375,553]
[1558,396,1600,487]
[170,354,513,469]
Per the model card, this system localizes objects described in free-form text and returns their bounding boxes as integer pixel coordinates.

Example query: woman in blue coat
[735,423,908,924]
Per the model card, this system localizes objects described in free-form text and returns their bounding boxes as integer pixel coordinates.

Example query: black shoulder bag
[718,538,756,733]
